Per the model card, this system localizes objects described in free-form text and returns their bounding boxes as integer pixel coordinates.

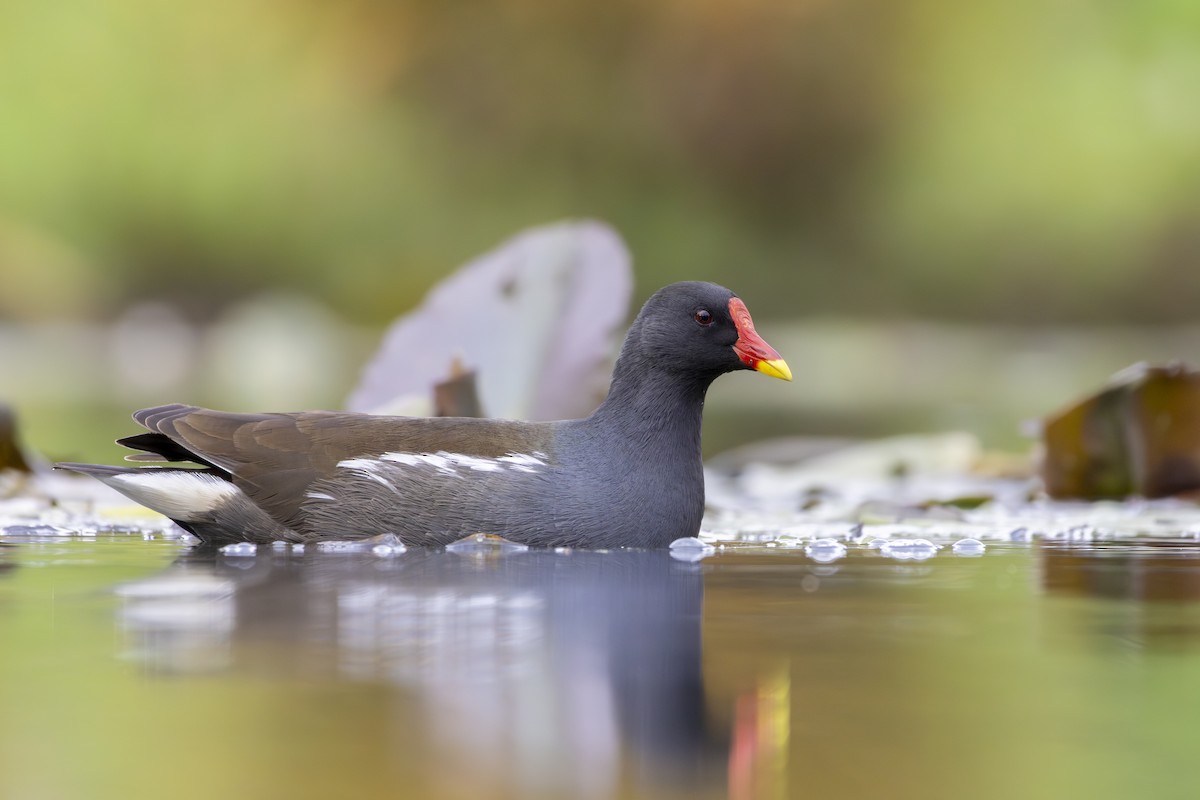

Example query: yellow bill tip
[755,358,792,382]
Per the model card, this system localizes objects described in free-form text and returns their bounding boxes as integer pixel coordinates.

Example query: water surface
[1,531,1198,799]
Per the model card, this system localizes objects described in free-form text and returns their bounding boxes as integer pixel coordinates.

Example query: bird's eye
[694,309,713,326]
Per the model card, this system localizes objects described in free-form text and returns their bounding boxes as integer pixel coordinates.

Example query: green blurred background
[3,0,1200,460]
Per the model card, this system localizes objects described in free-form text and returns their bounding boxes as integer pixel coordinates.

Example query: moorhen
[59,281,791,547]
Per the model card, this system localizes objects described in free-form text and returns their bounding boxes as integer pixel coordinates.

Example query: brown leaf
[1041,363,1200,499]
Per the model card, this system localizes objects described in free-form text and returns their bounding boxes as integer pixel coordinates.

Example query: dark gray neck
[585,350,715,460]
[562,338,717,546]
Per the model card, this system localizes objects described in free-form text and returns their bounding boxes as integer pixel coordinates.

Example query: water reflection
[1039,542,1200,653]
[117,547,725,796]
[4,534,1200,798]
[1040,541,1200,603]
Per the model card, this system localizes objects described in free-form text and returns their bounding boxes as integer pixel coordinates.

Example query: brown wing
[127,403,554,531]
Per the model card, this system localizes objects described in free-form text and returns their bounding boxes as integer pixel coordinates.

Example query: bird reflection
[116,545,725,794]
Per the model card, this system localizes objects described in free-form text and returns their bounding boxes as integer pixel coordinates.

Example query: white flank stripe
[338,450,547,482]
[340,457,383,473]
[379,453,422,467]
[338,458,399,489]
[497,453,546,468]
[111,471,241,520]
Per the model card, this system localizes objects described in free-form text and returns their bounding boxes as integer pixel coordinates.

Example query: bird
[58,281,791,548]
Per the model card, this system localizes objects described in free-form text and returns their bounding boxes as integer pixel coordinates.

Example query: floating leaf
[1041,362,1200,499]
[347,220,633,420]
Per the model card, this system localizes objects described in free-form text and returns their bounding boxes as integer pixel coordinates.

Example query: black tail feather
[116,432,219,468]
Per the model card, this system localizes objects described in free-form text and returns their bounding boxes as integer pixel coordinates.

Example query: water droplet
[316,540,369,553]
[445,533,529,556]
[804,538,847,563]
[370,534,407,557]
[880,539,939,561]
[951,538,986,557]
[669,537,715,562]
